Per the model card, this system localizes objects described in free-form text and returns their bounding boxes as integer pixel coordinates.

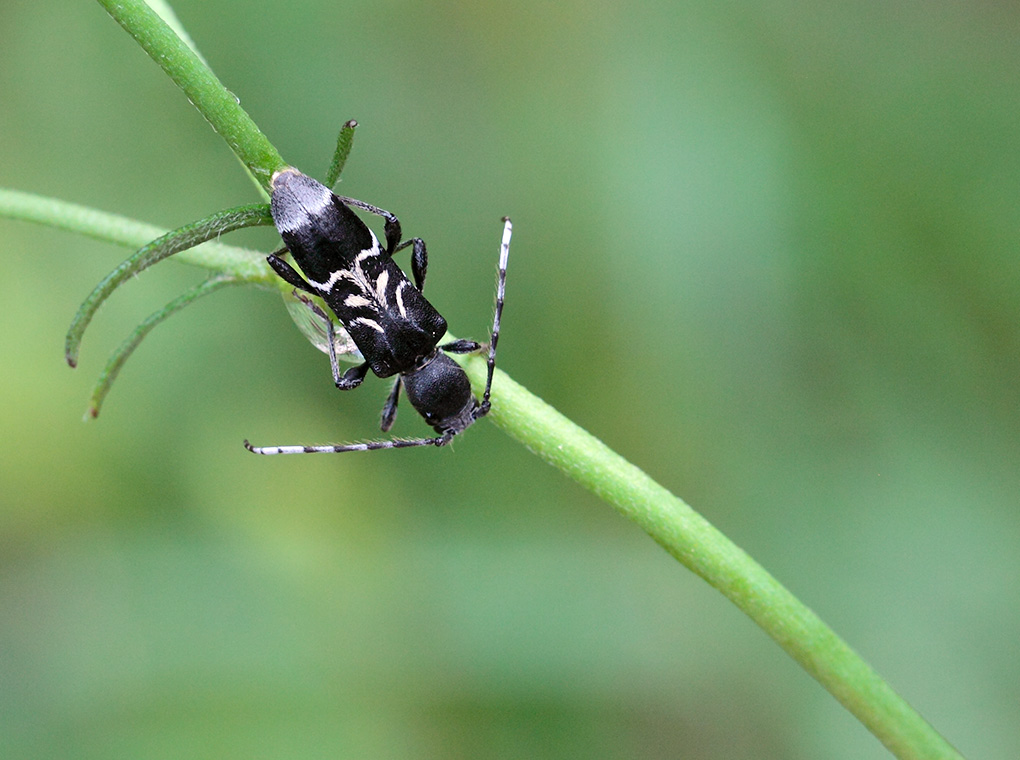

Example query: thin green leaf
[326,119,358,189]
[87,275,243,418]
[65,204,272,368]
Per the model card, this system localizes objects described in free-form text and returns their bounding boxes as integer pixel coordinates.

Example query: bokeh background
[2,1,1018,757]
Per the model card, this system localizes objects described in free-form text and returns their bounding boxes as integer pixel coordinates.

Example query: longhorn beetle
[243,168,511,454]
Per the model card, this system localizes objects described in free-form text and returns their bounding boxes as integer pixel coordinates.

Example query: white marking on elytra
[349,234,384,299]
[355,242,381,264]
[304,232,384,294]
[375,269,389,307]
[304,268,345,293]
[351,317,384,333]
[395,279,409,319]
[344,294,373,308]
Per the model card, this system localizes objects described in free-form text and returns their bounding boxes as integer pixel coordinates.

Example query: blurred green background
[1,1,1018,757]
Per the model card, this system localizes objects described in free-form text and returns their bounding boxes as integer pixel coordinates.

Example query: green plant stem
[144,0,209,67]
[96,0,285,191]
[454,353,963,760]
[0,188,273,282]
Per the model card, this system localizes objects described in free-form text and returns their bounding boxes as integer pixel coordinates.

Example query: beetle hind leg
[380,378,402,431]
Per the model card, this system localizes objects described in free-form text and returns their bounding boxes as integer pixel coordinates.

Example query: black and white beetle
[243,168,511,454]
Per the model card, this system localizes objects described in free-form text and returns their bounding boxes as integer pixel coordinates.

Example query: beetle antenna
[477,217,512,415]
